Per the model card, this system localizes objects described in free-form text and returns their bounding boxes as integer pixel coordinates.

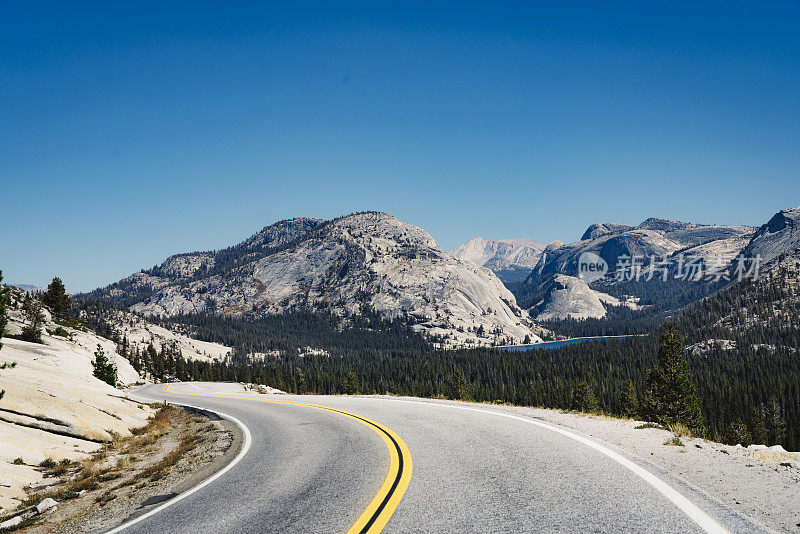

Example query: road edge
[102,391,253,534]
[370,396,771,534]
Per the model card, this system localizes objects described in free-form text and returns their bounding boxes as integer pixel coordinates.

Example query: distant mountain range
[87,212,544,347]
[85,206,800,347]
[450,237,548,283]
[453,207,800,323]
[9,283,43,293]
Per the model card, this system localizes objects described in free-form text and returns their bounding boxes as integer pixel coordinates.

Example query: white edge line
[386,398,731,534]
[104,391,253,534]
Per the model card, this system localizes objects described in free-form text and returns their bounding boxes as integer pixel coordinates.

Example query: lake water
[503,336,631,352]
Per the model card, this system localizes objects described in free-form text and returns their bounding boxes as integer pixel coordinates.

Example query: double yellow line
[162,384,412,533]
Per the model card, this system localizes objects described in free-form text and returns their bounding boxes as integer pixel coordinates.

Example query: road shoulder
[1,404,244,533]
[374,395,795,533]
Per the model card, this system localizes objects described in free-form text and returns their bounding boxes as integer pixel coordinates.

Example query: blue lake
[503,336,631,352]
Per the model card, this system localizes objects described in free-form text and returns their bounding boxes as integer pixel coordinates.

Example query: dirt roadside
[0,403,244,533]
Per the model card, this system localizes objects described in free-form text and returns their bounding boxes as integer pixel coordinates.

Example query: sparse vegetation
[47,326,70,337]
[6,405,228,532]
[663,436,685,446]
[667,422,692,438]
[38,458,57,469]
[634,422,664,430]
[0,271,8,348]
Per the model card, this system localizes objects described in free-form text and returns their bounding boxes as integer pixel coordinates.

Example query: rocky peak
[91,212,543,347]
[743,207,800,267]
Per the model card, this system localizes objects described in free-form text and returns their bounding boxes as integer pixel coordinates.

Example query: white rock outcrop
[533,274,630,321]
[99,213,543,347]
[450,237,546,272]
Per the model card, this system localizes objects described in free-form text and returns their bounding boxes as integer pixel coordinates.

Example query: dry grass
[667,422,693,438]
[134,433,200,482]
[94,490,117,506]
[6,404,207,531]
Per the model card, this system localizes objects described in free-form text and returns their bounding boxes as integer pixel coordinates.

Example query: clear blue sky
[2,1,799,292]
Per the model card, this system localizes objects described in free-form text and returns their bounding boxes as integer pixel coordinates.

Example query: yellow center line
[162,384,412,534]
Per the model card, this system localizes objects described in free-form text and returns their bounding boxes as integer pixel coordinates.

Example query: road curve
[113,382,766,534]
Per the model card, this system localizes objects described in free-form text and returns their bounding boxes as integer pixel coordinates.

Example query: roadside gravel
[7,405,243,534]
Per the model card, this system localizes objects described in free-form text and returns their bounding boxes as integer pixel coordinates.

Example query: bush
[47,327,70,337]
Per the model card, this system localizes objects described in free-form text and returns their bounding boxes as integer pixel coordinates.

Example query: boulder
[0,515,23,529]
[35,497,57,514]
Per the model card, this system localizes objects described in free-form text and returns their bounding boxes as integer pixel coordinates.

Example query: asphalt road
[111,382,766,534]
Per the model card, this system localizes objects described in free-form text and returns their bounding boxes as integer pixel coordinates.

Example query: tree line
[58,259,800,451]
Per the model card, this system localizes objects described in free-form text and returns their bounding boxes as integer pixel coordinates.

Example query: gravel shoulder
[378,396,799,533]
[1,404,243,533]
[515,407,799,533]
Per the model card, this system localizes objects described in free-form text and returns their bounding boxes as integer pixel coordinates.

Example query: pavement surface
[110,382,769,534]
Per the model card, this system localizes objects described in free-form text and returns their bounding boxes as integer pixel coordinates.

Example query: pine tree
[0,271,10,401]
[747,406,767,446]
[43,277,71,320]
[21,295,45,344]
[0,271,8,348]
[620,379,639,418]
[642,323,704,433]
[572,381,598,413]
[450,368,472,401]
[726,419,752,447]
[765,397,787,446]
[92,344,118,387]
[343,371,360,395]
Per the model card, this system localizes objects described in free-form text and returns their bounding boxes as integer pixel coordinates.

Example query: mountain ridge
[87,212,544,347]
[450,236,549,283]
